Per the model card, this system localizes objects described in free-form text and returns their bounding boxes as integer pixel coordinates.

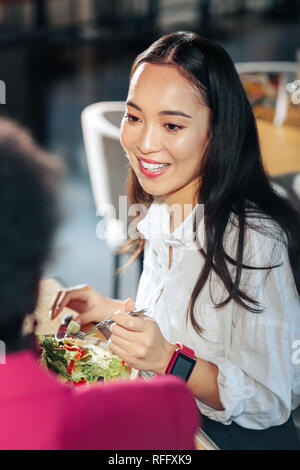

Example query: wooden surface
[253,102,300,177]
[23,277,76,337]
[24,278,78,336]
[195,429,219,450]
[254,103,300,129]
[257,118,300,176]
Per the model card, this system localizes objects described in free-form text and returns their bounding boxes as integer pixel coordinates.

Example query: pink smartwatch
[165,343,196,381]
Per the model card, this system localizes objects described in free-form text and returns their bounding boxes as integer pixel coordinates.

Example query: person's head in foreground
[0,117,61,353]
[119,30,300,330]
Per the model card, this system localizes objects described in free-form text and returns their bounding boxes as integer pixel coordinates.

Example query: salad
[39,335,129,385]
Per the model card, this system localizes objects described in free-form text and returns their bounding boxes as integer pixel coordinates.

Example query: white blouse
[135,201,300,429]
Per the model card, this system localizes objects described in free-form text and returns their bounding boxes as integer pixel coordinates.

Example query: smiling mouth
[137,156,171,172]
[137,159,171,179]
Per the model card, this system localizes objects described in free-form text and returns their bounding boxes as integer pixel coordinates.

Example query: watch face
[170,353,196,381]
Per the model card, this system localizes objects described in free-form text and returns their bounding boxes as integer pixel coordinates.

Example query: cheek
[120,121,128,149]
[169,132,203,164]
[120,125,139,168]
[120,122,137,151]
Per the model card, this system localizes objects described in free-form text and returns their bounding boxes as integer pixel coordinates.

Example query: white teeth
[140,160,169,171]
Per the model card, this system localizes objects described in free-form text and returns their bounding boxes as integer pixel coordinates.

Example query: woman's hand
[109,299,177,374]
[49,284,123,325]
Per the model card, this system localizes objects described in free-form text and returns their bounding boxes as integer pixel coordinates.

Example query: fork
[68,308,148,339]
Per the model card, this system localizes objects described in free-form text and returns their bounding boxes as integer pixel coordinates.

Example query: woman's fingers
[122,297,135,314]
[110,322,138,341]
[112,311,146,332]
[78,310,101,326]
[108,339,129,364]
[49,290,65,319]
[49,284,88,319]
[108,297,140,331]
[110,331,134,351]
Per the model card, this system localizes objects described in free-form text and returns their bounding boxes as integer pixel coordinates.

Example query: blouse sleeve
[196,220,300,429]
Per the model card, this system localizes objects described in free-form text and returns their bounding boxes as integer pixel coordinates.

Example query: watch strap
[165,342,196,375]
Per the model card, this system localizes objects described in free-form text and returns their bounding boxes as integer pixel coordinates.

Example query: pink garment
[0,350,200,450]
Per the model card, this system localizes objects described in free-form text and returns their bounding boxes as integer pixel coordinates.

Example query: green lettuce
[39,335,128,384]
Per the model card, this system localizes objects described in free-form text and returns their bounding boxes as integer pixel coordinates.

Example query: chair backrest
[81,101,129,250]
[235,61,300,128]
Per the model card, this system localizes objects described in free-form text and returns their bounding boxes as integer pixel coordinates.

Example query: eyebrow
[125,100,192,118]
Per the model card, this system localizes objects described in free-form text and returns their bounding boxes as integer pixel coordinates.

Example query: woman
[50,31,300,449]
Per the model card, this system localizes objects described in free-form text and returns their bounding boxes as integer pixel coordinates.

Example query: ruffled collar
[136,201,205,248]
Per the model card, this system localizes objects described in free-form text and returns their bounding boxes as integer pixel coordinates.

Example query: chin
[139,184,170,199]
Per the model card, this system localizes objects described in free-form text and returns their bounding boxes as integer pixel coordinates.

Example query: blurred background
[0,0,299,301]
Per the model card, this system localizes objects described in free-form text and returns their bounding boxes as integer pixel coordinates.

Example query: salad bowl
[39,335,139,385]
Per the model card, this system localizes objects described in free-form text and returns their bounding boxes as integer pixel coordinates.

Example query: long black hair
[118,31,300,334]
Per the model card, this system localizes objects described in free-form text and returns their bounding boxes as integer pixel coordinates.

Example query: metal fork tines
[71,308,148,339]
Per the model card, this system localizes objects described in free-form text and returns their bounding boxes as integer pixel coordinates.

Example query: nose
[137,123,162,155]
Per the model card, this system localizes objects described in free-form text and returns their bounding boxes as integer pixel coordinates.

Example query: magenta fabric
[0,350,200,450]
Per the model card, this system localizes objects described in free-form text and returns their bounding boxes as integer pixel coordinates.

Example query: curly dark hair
[0,118,63,351]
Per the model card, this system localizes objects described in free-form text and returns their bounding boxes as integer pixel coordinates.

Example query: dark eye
[165,123,182,132]
[124,114,139,123]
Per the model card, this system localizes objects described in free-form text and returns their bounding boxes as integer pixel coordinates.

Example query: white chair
[81,101,142,299]
[235,61,300,127]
